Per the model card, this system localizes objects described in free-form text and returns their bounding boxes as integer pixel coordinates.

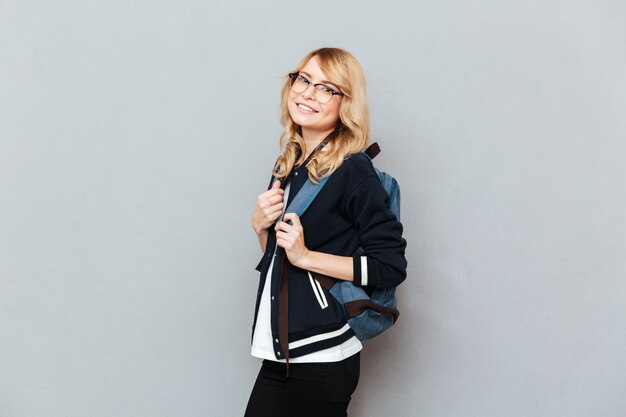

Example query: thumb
[271,180,281,190]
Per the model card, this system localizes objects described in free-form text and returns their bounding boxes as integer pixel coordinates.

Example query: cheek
[324,102,341,123]
[286,93,298,118]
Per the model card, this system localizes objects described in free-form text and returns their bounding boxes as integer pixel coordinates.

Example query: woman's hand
[275,212,310,268]
[251,180,284,235]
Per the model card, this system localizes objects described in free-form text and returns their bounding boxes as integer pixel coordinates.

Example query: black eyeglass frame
[288,72,344,103]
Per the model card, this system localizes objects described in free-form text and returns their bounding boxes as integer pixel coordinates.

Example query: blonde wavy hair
[273,47,370,183]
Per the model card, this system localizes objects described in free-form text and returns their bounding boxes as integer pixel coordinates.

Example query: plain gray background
[1,0,625,416]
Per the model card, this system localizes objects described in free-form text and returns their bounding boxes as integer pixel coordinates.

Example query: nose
[301,83,316,100]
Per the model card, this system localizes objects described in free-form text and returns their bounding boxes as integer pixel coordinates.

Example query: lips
[296,102,319,113]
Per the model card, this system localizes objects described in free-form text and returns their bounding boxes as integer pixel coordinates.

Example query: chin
[288,108,315,127]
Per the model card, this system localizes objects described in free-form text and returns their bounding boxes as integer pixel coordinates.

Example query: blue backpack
[286,142,401,341]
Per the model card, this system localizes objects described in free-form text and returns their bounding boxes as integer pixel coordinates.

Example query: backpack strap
[344,299,400,323]
[364,142,381,159]
[310,273,400,323]
[283,176,329,219]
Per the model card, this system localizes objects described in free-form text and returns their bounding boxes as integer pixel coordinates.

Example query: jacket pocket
[307,272,328,309]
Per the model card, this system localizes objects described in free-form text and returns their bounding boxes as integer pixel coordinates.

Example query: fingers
[259,188,284,202]
[256,186,284,212]
[260,200,283,219]
[275,230,289,241]
[266,207,283,222]
[275,214,302,233]
[252,206,283,232]
[275,217,293,231]
[252,180,285,233]
[266,194,284,206]
[258,189,284,208]
[259,202,283,223]
[282,212,301,227]
[275,230,296,249]
[274,221,289,233]
[268,180,283,196]
[275,216,307,268]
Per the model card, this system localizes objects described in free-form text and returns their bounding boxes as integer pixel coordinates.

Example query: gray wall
[1,1,625,416]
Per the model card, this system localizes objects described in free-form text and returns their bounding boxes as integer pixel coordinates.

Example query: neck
[301,127,333,160]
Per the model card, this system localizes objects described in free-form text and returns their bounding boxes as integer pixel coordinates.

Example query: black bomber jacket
[252,152,407,361]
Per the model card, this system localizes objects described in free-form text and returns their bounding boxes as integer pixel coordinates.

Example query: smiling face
[287,55,343,144]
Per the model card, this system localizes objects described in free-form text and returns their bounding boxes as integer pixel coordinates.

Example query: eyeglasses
[288,72,344,104]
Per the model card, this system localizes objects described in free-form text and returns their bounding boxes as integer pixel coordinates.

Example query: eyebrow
[300,71,338,89]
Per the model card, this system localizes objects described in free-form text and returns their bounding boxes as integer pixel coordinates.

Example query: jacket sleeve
[346,174,407,288]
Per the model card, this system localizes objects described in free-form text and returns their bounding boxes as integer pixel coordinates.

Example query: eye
[317,84,337,95]
[297,75,310,84]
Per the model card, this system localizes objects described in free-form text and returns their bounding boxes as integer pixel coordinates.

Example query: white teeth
[297,103,316,113]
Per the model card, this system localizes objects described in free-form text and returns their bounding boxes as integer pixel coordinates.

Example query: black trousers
[244,352,360,417]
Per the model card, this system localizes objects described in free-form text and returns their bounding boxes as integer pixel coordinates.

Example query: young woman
[245,47,407,417]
